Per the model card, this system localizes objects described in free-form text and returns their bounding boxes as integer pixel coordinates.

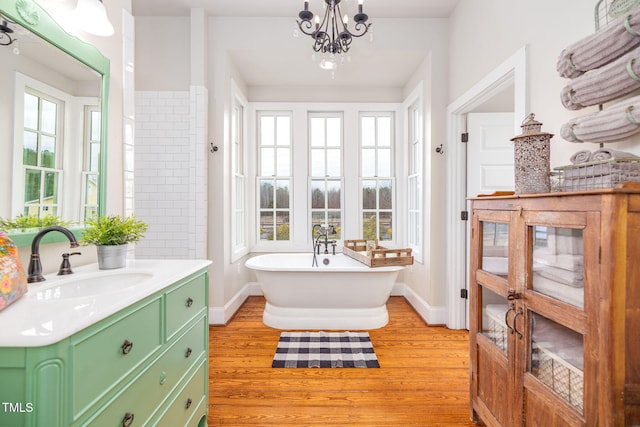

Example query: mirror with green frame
[0,0,109,246]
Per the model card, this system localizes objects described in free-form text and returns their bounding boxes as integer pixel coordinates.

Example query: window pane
[275,211,290,240]
[378,116,392,146]
[327,180,341,209]
[326,117,341,147]
[380,212,392,240]
[260,212,274,241]
[261,147,274,176]
[362,180,376,209]
[41,135,56,168]
[90,143,100,172]
[276,116,290,146]
[361,117,375,146]
[379,180,393,209]
[362,149,375,177]
[276,180,290,209]
[261,116,274,146]
[25,169,41,205]
[311,180,325,209]
[276,148,290,176]
[310,117,325,147]
[259,180,274,208]
[311,148,325,176]
[85,174,98,204]
[363,212,377,240]
[311,211,325,227]
[44,171,58,201]
[24,93,38,129]
[378,148,391,177]
[23,131,38,166]
[328,211,341,238]
[326,149,341,177]
[91,111,101,140]
[41,99,57,134]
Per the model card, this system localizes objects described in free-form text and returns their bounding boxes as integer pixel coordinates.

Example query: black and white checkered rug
[272,331,380,368]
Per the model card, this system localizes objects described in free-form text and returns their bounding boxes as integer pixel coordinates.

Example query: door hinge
[461,132,469,143]
[461,211,469,221]
[460,289,468,299]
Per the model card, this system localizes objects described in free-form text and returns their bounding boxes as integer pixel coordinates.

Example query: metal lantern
[511,113,554,194]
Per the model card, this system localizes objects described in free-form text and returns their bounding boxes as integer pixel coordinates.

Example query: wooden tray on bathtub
[343,239,414,268]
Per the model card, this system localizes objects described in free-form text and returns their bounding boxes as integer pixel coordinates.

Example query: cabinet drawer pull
[185,398,193,409]
[121,412,135,427]
[185,347,192,358]
[121,339,134,355]
[186,297,194,308]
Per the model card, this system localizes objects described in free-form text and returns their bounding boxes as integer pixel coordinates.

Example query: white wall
[449,0,640,163]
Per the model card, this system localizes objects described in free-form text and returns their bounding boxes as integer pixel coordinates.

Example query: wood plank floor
[208,296,479,426]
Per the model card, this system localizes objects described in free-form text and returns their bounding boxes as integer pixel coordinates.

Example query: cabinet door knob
[185,347,192,358]
[185,398,193,409]
[121,412,135,427]
[121,339,134,355]
[186,297,194,307]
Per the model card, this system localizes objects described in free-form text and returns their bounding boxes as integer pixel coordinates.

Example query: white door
[464,112,514,328]
[466,112,515,198]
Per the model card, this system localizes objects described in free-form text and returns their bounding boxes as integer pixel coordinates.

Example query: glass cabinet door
[528,312,584,414]
[481,221,509,279]
[530,225,584,308]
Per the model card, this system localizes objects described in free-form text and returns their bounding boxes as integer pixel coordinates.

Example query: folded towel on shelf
[569,150,592,164]
[537,265,584,288]
[590,147,639,160]
[533,253,583,272]
[560,94,640,144]
[557,8,640,79]
[531,273,584,309]
[560,48,640,110]
[561,173,640,190]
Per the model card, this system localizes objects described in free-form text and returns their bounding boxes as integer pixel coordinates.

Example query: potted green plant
[81,214,148,269]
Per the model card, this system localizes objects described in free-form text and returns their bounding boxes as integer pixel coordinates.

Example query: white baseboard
[209,281,447,326]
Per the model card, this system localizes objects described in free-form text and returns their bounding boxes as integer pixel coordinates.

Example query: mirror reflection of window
[22,89,63,219]
[83,106,100,221]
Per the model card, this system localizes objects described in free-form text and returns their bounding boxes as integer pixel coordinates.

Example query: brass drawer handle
[185,347,192,358]
[185,398,193,409]
[121,339,134,355]
[186,297,194,308]
[121,412,135,427]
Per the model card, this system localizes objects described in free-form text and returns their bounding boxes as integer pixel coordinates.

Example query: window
[232,95,247,256]
[83,106,100,221]
[360,113,394,241]
[309,113,342,238]
[258,112,292,241]
[407,100,422,258]
[22,90,63,218]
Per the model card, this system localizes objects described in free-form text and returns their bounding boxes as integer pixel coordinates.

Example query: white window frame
[405,86,424,263]
[359,112,396,243]
[231,83,249,262]
[256,111,293,244]
[308,112,344,241]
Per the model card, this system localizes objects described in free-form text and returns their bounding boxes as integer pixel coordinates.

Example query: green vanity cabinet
[0,268,209,427]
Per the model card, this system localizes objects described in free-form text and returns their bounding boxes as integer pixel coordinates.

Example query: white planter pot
[96,244,128,270]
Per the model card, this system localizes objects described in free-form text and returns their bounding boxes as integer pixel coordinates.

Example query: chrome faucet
[312,224,337,267]
[28,226,81,283]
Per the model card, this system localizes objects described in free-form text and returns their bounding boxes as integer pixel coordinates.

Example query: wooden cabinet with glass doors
[469,185,640,427]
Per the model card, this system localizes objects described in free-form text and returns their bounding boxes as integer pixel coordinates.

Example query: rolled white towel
[570,150,592,164]
[590,147,639,160]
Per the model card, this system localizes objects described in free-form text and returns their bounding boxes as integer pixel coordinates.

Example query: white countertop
[0,259,211,347]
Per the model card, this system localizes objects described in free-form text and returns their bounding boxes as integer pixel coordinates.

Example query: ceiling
[131,0,461,92]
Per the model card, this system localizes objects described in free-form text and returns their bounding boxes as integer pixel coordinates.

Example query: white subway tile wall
[134,88,208,259]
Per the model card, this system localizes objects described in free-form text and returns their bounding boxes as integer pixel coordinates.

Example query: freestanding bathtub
[245,253,404,330]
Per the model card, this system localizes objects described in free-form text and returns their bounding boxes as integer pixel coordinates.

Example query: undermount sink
[28,270,154,301]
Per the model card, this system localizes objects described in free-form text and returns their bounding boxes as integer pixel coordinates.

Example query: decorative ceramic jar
[511,113,554,194]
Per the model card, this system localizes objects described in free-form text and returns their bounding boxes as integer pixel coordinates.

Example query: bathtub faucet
[313,224,337,256]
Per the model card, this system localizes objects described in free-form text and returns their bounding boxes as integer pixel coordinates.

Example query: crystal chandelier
[297,0,371,55]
